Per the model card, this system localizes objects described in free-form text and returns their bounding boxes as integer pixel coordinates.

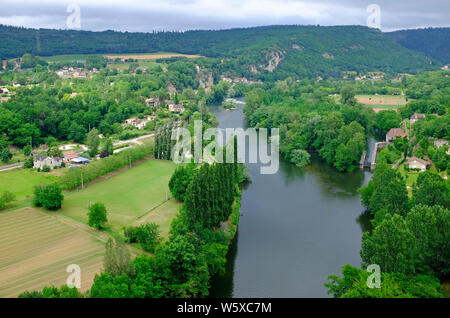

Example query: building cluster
[123,116,156,130]
[384,112,449,173]
[32,149,90,170]
[56,67,99,79]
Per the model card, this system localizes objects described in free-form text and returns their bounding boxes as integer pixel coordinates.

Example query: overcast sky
[0,0,448,32]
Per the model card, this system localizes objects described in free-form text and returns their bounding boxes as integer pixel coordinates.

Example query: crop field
[60,159,181,236]
[0,169,59,202]
[356,94,407,111]
[0,208,106,297]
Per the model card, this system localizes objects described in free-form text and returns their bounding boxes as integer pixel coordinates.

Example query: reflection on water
[208,102,373,298]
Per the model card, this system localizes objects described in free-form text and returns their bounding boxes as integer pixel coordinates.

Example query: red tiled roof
[62,151,78,160]
[387,128,407,138]
[406,156,430,166]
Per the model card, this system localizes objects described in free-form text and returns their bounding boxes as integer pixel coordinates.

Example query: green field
[0,169,59,202]
[60,159,181,236]
[41,54,98,63]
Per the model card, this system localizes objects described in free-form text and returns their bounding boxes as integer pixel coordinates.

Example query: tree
[405,205,450,278]
[361,214,417,275]
[325,264,443,298]
[23,156,34,169]
[47,147,62,158]
[361,162,410,217]
[103,137,113,156]
[86,128,100,157]
[290,149,310,168]
[103,238,135,278]
[168,164,197,201]
[125,223,161,253]
[0,190,15,210]
[340,86,357,106]
[413,171,450,208]
[33,183,64,210]
[376,111,402,137]
[88,202,108,230]
[19,285,84,298]
[0,148,12,163]
[23,145,32,156]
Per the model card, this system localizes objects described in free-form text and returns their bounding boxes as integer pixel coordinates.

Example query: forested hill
[0,24,438,79]
[387,28,450,64]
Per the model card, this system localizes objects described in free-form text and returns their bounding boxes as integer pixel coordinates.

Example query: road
[0,162,24,172]
[113,134,154,147]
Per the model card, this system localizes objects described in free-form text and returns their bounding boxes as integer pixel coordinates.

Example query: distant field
[0,169,59,202]
[60,159,180,236]
[104,52,203,60]
[0,207,105,297]
[356,94,406,111]
[42,54,95,63]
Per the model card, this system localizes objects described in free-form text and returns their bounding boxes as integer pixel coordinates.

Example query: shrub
[0,190,15,210]
[23,157,34,169]
[33,183,64,210]
[124,223,161,252]
[290,149,311,168]
[42,165,51,172]
[88,203,108,230]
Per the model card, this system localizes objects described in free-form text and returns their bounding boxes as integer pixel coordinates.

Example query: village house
[168,102,185,114]
[33,155,62,170]
[434,139,449,149]
[146,97,160,108]
[410,113,426,125]
[31,144,49,155]
[62,150,78,163]
[0,97,11,103]
[405,157,430,172]
[386,128,408,144]
[123,116,155,130]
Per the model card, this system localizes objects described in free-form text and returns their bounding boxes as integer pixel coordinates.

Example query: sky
[0,0,448,32]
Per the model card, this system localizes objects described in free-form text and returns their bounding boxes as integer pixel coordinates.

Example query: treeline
[326,162,450,297]
[243,81,375,172]
[0,25,437,80]
[387,27,450,64]
[59,144,153,189]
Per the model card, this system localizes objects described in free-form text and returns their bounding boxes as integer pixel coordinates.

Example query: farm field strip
[0,208,105,297]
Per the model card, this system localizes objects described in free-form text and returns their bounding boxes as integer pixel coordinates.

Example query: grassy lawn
[0,169,59,202]
[397,165,419,197]
[60,159,181,237]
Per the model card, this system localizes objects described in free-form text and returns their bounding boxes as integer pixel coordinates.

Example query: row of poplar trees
[184,161,241,231]
[154,121,183,160]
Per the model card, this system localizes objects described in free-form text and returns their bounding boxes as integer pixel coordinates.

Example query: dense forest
[387,27,450,64]
[0,24,439,80]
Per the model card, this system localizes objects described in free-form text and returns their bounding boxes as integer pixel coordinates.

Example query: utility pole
[129,155,131,169]
[81,172,84,189]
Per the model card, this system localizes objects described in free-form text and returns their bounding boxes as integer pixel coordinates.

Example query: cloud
[0,0,448,32]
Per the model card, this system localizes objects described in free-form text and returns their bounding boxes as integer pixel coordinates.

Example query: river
[208,101,373,298]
